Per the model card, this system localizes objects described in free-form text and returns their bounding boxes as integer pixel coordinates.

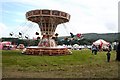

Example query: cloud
[14,19,26,23]
[0,23,7,37]
[0,23,7,31]
[1,0,119,38]
[105,22,117,31]
[2,9,25,16]
[3,22,40,39]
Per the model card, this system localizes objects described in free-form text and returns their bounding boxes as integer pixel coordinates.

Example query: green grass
[2,49,119,78]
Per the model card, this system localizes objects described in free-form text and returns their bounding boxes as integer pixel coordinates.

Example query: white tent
[0,41,11,50]
[73,44,79,50]
[2,41,11,46]
[93,39,110,48]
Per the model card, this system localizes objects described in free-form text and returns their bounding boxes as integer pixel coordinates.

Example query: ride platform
[24,47,70,56]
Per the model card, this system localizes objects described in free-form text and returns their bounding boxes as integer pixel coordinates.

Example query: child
[92,45,98,55]
[106,50,111,62]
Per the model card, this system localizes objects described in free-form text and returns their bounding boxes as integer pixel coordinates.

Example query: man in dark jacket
[106,50,111,62]
[116,42,120,61]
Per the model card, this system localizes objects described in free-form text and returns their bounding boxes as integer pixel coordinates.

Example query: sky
[0,0,119,39]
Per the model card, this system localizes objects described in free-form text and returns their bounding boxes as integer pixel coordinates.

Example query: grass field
[2,49,120,78]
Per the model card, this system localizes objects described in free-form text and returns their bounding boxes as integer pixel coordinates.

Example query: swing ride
[24,9,71,55]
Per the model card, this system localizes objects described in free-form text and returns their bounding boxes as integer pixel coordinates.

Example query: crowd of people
[91,42,120,62]
[91,44,111,62]
[91,44,112,55]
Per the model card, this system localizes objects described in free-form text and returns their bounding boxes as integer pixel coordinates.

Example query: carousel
[23,9,71,55]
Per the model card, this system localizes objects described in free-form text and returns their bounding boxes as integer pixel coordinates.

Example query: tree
[63,37,69,45]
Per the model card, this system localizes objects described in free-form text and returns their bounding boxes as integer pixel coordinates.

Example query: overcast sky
[0,0,119,39]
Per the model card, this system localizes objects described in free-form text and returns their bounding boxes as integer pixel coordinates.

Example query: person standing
[92,45,98,55]
[106,50,111,62]
[108,44,112,51]
[116,42,120,61]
